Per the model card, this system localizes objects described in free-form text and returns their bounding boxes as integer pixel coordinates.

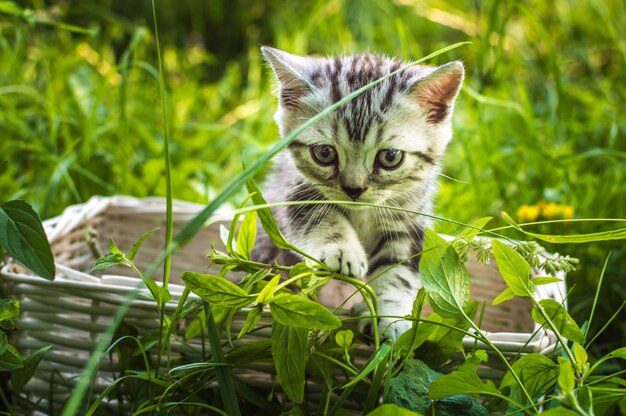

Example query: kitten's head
[262,47,464,206]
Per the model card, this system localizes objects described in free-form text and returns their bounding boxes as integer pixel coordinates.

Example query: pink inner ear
[272,67,311,111]
[416,68,463,124]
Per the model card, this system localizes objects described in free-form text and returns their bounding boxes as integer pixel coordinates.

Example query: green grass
[1,0,625,360]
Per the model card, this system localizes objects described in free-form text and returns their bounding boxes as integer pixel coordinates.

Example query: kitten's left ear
[410,61,464,124]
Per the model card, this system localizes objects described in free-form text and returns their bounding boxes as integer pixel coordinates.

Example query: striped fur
[253,47,464,340]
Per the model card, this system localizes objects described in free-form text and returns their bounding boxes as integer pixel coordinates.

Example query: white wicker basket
[1,195,566,412]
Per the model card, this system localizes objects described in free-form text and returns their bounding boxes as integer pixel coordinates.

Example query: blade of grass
[151,0,174,386]
[151,0,173,293]
[585,252,611,339]
[585,297,626,349]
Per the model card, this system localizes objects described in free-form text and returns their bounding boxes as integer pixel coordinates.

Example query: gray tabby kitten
[253,46,464,339]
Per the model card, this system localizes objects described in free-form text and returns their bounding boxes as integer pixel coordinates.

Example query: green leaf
[237,307,263,339]
[385,359,488,416]
[500,353,559,399]
[168,361,231,378]
[0,200,55,280]
[92,238,131,271]
[290,262,314,278]
[531,277,562,286]
[366,404,422,416]
[420,238,470,318]
[128,227,159,261]
[421,229,450,275]
[92,252,127,271]
[460,217,493,240]
[532,299,585,344]
[269,294,341,330]
[577,385,593,415]
[429,367,499,399]
[473,350,488,363]
[589,346,626,373]
[181,272,254,309]
[0,344,24,371]
[335,330,354,348]
[271,321,307,403]
[410,301,477,368]
[573,343,588,366]
[255,274,280,305]
[0,298,19,331]
[602,346,626,360]
[185,310,205,339]
[109,238,123,255]
[307,353,334,390]
[246,178,292,249]
[492,288,516,305]
[238,267,268,288]
[236,210,257,260]
[343,343,392,388]
[557,357,576,394]
[412,288,427,321]
[491,240,532,297]
[0,160,6,178]
[502,211,626,243]
[11,345,51,391]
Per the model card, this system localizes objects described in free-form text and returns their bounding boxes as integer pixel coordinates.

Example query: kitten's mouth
[324,191,382,208]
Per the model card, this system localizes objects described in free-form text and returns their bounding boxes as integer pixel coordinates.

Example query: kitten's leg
[358,228,424,340]
[285,204,368,278]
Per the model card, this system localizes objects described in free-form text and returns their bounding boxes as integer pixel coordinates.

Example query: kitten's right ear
[261,46,311,109]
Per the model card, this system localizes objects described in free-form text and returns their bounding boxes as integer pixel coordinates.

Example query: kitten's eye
[376,149,404,170]
[311,145,338,166]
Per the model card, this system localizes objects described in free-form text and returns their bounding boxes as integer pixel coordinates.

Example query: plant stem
[312,351,358,375]
[463,311,538,414]
[335,275,380,350]
[163,286,191,368]
[275,271,320,292]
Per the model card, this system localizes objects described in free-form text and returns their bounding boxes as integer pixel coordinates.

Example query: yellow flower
[562,205,575,219]
[517,204,540,222]
[542,202,562,219]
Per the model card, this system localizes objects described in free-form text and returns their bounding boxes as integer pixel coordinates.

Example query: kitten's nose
[342,186,367,200]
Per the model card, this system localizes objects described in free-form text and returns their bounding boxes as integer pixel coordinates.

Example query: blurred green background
[1,0,625,355]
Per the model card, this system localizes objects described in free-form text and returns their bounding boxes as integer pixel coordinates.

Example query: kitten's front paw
[320,245,368,278]
[353,297,413,342]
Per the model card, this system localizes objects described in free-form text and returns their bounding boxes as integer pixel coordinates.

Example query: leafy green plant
[73,171,626,415]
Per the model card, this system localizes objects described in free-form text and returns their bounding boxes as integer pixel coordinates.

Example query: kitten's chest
[346,209,380,252]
